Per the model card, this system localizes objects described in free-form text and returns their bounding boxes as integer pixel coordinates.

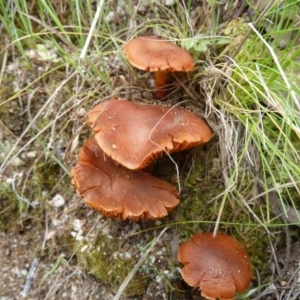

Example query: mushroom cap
[71,138,179,221]
[178,232,252,300]
[124,36,194,72]
[88,98,212,170]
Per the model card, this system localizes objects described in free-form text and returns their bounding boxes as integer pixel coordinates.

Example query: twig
[0,37,8,86]
[20,258,39,297]
[11,173,36,209]
[79,0,105,59]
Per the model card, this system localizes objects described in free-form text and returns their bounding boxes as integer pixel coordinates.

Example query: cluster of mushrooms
[71,36,252,300]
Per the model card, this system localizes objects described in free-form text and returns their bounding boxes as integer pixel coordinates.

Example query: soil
[1,1,300,300]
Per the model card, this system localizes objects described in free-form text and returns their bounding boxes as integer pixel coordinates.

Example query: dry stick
[79,0,105,59]
[11,173,35,209]
[20,258,40,297]
[213,0,277,92]
[0,38,8,86]
[114,227,169,300]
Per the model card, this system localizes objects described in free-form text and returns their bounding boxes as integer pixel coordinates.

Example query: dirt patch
[1,1,300,300]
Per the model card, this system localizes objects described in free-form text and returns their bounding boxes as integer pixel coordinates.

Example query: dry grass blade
[79,0,105,59]
[0,71,77,173]
[114,227,169,300]
[248,22,300,129]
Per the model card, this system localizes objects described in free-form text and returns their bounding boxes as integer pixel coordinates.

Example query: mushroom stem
[155,70,167,99]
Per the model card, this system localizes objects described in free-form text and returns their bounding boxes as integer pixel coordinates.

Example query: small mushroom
[71,138,179,221]
[178,232,252,300]
[124,36,194,99]
[88,98,212,170]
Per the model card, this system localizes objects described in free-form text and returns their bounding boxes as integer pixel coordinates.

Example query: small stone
[71,229,84,241]
[6,178,13,185]
[12,157,24,167]
[155,220,162,226]
[101,226,111,235]
[49,194,65,208]
[281,281,287,287]
[26,151,37,158]
[73,219,84,231]
[164,0,175,6]
[77,108,86,117]
[106,11,116,23]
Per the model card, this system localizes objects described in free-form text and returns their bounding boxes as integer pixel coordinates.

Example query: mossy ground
[75,234,148,297]
[0,37,286,300]
[1,1,300,299]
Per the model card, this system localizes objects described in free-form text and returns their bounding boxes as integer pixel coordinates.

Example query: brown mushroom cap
[124,36,195,99]
[88,98,212,170]
[71,138,179,221]
[178,232,252,300]
[123,36,194,72]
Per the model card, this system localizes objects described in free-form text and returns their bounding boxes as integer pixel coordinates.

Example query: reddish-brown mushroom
[178,232,252,300]
[124,36,194,99]
[71,138,179,221]
[88,98,212,170]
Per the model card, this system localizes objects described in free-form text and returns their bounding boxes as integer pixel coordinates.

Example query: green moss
[0,183,19,230]
[174,145,222,227]
[75,234,148,297]
[36,161,62,189]
[172,143,278,286]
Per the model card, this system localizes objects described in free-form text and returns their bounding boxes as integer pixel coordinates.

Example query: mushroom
[71,138,179,221]
[178,232,252,300]
[88,98,212,170]
[124,36,194,99]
